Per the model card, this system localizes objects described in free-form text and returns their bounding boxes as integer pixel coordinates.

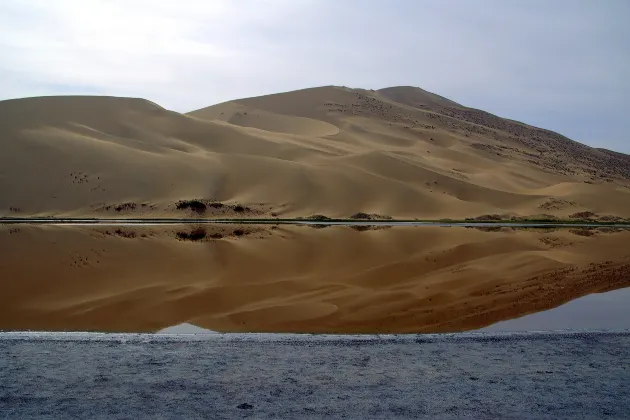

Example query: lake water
[159,285,630,334]
[481,286,630,332]
[1,223,629,333]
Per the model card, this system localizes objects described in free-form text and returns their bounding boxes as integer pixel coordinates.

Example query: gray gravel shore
[1,331,629,419]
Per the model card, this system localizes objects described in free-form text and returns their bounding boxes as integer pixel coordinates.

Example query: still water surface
[1,223,629,333]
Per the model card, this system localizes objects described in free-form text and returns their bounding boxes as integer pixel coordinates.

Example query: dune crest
[1,87,629,219]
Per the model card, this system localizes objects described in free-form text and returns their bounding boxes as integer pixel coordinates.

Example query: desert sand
[2,85,630,333]
[1,224,629,333]
[1,86,629,220]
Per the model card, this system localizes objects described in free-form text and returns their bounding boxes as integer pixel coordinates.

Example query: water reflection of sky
[481,287,630,332]
[157,323,218,334]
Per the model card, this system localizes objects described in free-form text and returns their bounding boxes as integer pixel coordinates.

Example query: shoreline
[2,217,630,227]
[2,329,629,342]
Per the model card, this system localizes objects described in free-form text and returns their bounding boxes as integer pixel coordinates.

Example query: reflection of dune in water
[1,224,629,333]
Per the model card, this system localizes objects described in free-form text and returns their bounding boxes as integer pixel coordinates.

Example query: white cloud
[0,0,628,152]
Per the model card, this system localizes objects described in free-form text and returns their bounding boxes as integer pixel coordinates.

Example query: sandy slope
[1,224,629,333]
[1,86,629,219]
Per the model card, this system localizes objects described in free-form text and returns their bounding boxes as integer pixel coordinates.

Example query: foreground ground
[1,331,628,419]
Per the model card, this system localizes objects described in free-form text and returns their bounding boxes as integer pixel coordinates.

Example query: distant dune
[1,86,629,219]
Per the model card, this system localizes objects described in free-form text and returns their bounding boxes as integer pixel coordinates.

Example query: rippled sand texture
[2,88,630,221]
[1,224,629,333]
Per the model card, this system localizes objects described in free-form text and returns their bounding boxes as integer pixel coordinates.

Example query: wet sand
[1,224,629,333]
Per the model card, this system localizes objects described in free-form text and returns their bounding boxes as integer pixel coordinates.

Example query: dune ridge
[1,86,629,220]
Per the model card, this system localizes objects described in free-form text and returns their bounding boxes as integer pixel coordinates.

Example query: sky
[1,0,629,152]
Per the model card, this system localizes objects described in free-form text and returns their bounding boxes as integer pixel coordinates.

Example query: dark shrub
[570,228,596,237]
[569,211,597,219]
[176,227,207,241]
[176,200,207,214]
[308,224,330,229]
[114,229,136,238]
[472,214,503,221]
[114,202,137,212]
[306,214,330,221]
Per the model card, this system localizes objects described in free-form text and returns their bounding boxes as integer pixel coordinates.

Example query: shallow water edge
[2,329,629,342]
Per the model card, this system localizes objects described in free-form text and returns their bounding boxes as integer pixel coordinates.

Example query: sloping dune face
[377,85,464,109]
[189,102,339,137]
[1,224,629,333]
[1,87,629,219]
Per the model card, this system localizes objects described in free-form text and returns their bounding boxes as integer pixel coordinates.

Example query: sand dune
[3,86,630,334]
[1,224,629,333]
[189,102,340,137]
[377,85,464,109]
[1,86,629,219]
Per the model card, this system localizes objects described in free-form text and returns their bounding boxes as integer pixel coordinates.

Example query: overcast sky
[1,0,628,152]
